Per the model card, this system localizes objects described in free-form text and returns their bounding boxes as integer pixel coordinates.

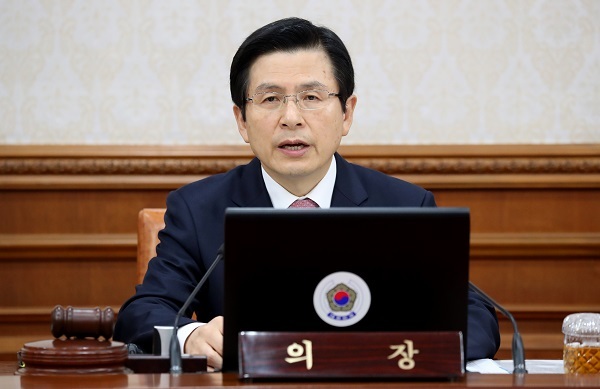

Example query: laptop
[222,207,470,372]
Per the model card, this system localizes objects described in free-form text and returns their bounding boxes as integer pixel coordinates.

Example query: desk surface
[1,361,599,388]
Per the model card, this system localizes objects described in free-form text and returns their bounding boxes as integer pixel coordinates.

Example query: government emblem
[313,271,371,327]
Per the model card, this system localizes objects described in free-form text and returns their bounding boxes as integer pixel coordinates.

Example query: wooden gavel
[50,305,115,340]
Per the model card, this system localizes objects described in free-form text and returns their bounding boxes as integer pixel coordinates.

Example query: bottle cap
[562,313,600,338]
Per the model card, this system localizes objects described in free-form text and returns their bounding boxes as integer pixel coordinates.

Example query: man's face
[233,49,357,196]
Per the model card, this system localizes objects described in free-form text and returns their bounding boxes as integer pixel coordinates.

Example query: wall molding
[1,144,599,189]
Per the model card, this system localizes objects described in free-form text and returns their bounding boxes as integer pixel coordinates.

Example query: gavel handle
[51,305,115,340]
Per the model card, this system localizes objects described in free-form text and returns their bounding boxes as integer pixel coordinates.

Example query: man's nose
[282,95,303,112]
[280,96,303,126]
[282,94,300,108]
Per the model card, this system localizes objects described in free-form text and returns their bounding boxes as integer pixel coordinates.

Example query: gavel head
[50,305,115,340]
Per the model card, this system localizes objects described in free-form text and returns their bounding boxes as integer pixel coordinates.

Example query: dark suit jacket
[114,153,500,360]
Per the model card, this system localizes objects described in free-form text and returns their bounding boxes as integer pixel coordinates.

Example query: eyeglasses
[245,89,340,111]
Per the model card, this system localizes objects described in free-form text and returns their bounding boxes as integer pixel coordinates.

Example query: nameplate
[238,331,464,380]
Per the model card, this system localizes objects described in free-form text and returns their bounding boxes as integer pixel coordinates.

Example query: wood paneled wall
[1,144,599,361]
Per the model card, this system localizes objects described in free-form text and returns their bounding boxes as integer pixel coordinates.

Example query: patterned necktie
[289,198,319,208]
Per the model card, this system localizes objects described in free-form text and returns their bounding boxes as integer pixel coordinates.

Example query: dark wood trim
[0,233,135,260]
[470,233,600,258]
[1,232,597,261]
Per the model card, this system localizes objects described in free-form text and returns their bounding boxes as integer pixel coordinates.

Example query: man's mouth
[279,142,308,151]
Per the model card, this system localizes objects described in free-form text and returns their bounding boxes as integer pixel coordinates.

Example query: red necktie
[289,198,319,208]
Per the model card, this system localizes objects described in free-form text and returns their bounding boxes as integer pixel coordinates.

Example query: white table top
[467,359,564,374]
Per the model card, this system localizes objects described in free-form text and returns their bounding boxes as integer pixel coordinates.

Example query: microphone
[170,244,225,374]
[468,281,527,374]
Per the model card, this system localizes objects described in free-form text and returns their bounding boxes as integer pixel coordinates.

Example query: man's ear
[233,105,249,143]
[342,94,358,136]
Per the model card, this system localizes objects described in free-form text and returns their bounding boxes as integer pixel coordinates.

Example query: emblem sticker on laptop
[313,271,371,327]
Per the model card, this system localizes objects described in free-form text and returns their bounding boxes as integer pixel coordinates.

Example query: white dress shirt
[261,156,336,208]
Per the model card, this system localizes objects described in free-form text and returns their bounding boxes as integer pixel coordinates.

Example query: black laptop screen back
[222,207,470,372]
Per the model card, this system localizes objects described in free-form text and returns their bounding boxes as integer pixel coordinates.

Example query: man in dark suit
[114,17,500,371]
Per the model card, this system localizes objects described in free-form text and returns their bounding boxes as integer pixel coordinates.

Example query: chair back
[137,208,166,284]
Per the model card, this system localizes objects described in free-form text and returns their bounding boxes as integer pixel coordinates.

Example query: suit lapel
[231,158,273,207]
[331,153,368,207]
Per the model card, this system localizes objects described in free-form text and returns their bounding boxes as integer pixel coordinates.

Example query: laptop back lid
[222,207,470,372]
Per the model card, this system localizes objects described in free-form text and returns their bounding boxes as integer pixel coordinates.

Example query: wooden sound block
[17,338,129,375]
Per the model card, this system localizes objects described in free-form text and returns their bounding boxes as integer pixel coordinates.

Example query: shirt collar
[261,157,336,209]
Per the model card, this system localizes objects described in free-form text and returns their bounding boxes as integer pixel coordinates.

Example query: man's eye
[259,94,282,104]
[303,93,322,101]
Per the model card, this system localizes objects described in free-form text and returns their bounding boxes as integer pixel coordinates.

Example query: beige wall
[0,0,598,145]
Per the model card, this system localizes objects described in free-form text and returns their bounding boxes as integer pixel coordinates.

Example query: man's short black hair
[230,17,355,120]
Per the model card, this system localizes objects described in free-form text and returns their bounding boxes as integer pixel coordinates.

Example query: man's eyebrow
[298,81,328,90]
[254,83,281,92]
[253,81,329,93]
